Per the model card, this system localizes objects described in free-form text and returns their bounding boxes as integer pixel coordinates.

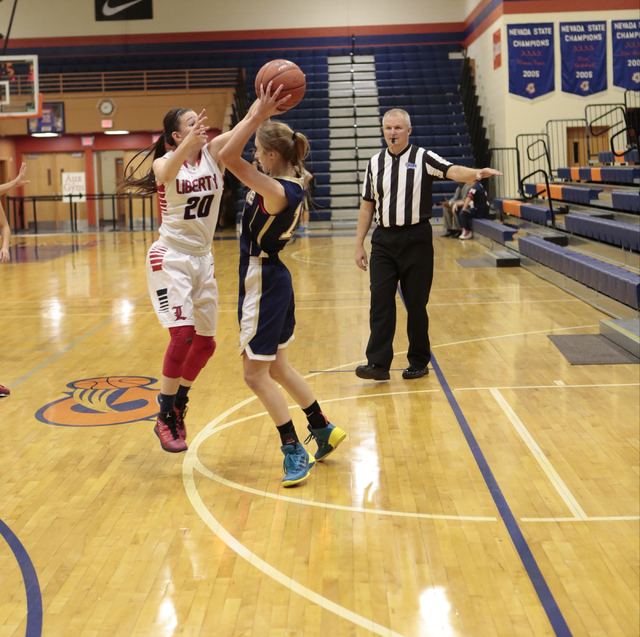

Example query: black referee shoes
[356,364,429,380]
[355,364,390,381]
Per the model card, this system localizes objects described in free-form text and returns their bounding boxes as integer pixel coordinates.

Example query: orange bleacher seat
[502,200,522,217]
[570,167,581,181]
[535,184,564,199]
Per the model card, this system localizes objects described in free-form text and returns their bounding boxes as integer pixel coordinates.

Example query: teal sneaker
[304,423,347,461]
[281,442,315,487]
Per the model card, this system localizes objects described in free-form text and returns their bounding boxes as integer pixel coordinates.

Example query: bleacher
[493,199,554,226]
[557,166,640,185]
[519,236,640,309]
[230,44,471,224]
[564,214,640,252]
[523,183,604,206]
[482,149,640,312]
[374,49,472,168]
[598,148,639,164]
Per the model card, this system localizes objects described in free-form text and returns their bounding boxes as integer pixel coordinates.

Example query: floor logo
[36,377,159,427]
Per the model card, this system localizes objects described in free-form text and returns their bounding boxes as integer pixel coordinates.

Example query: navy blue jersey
[467,181,489,216]
[240,177,305,257]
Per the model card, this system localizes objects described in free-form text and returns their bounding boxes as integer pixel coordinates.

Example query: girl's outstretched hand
[184,109,210,147]
[253,81,292,120]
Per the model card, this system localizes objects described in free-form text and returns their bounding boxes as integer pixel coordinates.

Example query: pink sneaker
[0,384,9,397]
[174,399,188,441]
[154,411,188,453]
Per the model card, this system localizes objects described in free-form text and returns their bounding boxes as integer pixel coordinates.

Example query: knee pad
[162,326,196,378]
[182,335,216,382]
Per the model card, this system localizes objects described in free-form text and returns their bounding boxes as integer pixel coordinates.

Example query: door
[566,125,609,166]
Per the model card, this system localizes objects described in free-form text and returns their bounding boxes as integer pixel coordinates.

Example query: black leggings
[459,209,488,231]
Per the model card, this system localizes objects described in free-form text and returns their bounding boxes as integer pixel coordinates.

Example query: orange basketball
[254,59,306,111]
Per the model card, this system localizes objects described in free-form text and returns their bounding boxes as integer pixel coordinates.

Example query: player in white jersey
[122,107,243,453]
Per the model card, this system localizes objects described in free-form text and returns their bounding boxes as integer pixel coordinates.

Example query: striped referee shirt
[362,144,452,227]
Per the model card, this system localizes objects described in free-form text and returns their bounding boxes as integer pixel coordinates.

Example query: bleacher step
[600,318,640,358]
[525,228,569,246]
[483,250,521,267]
[572,210,615,220]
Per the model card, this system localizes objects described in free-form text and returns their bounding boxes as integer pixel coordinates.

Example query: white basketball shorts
[146,241,218,336]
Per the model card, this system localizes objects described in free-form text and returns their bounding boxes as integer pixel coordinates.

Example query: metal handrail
[526,139,550,164]
[610,127,638,157]
[8,192,155,234]
[588,105,627,137]
[516,134,552,178]
[520,169,555,228]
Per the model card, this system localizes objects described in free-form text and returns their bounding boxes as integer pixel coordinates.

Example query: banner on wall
[507,23,555,99]
[612,21,640,89]
[560,22,606,96]
[493,29,502,70]
[27,102,65,134]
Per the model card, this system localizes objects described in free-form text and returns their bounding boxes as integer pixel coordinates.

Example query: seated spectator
[441,181,471,238]
[296,168,314,235]
[459,180,490,240]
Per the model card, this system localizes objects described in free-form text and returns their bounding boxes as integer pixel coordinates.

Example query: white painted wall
[464,0,484,20]
[1,0,467,39]
[467,10,638,149]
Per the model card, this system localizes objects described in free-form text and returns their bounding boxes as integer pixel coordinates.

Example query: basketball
[254,59,306,111]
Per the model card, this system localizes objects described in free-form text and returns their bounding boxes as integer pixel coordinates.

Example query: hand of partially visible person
[0,248,10,263]
[355,245,368,271]
[14,162,29,188]
[475,168,503,180]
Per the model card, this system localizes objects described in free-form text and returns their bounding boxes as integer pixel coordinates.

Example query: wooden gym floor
[0,227,638,637]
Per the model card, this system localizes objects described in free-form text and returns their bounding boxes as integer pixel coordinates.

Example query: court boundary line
[0,518,42,637]
[183,395,411,637]
[490,389,588,520]
[430,354,574,637]
[455,382,639,391]
[190,388,497,522]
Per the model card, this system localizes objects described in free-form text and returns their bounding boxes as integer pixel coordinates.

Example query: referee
[354,109,501,380]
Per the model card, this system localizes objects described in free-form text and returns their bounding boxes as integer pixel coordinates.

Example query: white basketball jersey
[157,144,224,255]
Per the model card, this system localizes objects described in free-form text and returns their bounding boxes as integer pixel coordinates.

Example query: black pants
[366,222,434,371]
[459,209,488,231]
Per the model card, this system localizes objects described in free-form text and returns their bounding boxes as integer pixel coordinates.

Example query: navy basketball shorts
[238,255,296,361]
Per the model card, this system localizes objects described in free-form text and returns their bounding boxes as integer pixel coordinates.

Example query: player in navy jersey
[121,107,246,453]
[458,180,490,240]
[219,85,346,487]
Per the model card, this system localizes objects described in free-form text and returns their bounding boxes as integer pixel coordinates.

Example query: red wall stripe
[503,0,638,13]
[463,5,504,49]
[464,0,639,48]
[7,23,465,51]
[464,0,497,31]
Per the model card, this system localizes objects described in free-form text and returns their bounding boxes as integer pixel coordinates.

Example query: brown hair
[256,120,309,176]
[118,108,191,194]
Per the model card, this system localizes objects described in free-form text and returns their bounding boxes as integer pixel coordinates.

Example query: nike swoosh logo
[102,0,145,17]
